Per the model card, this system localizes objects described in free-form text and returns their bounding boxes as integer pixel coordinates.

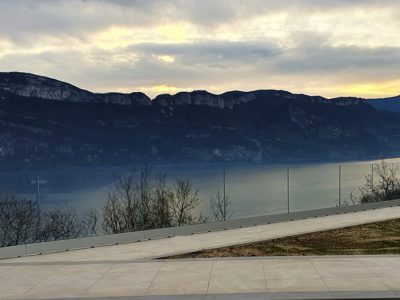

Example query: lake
[1,158,400,220]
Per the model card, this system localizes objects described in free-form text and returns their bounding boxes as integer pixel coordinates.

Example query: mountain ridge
[367,96,400,112]
[0,72,151,106]
[1,72,400,170]
[0,72,370,109]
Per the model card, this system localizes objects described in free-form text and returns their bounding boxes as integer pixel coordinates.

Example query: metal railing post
[36,175,40,204]
[36,176,41,238]
[141,175,144,230]
[287,168,290,213]
[223,167,226,221]
[371,163,374,189]
[338,165,341,207]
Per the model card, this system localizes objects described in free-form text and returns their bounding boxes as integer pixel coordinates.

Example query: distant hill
[1,72,400,170]
[367,96,400,112]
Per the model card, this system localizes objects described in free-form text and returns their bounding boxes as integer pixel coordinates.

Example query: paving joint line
[80,262,114,297]
[260,257,270,293]
[19,263,65,298]
[143,261,164,296]
[310,256,337,294]
[205,260,214,295]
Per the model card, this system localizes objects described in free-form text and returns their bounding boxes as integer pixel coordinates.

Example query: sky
[0,0,399,99]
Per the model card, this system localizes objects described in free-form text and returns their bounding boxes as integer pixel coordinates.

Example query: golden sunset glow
[0,45,60,59]
[155,24,189,41]
[93,27,135,50]
[140,84,185,95]
[157,55,175,63]
[340,80,400,98]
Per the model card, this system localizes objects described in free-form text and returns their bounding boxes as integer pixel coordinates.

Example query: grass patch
[165,218,400,259]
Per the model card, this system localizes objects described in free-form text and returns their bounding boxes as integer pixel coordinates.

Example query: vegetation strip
[165,218,400,258]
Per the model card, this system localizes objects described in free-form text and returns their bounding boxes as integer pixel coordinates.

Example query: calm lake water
[1,158,400,219]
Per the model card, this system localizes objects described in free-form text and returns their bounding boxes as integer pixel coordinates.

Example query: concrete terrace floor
[1,206,400,299]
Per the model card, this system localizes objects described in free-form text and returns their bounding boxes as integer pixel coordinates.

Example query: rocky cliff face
[95,92,151,106]
[152,89,363,109]
[0,72,151,106]
[1,72,366,109]
[153,90,225,108]
[0,72,94,102]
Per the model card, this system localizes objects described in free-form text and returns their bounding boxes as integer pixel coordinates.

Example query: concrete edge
[153,254,400,263]
[5,290,400,300]
[2,254,400,267]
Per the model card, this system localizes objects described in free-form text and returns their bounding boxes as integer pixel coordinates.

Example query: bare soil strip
[165,219,400,258]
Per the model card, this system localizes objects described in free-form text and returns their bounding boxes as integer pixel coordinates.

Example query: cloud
[1,0,399,41]
[130,41,281,67]
[0,0,399,98]
[271,33,400,76]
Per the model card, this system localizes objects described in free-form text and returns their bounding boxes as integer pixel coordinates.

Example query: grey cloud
[0,0,159,44]
[1,0,399,43]
[125,37,400,79]
[270,32,400,78]
[2,37,399,95]
[130,41,281,68]
[1,0,400,98]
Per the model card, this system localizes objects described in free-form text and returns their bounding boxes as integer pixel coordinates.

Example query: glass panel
[289,163,339,212]
[154,164,223,221]
[226,164,287,218]
[341,162,372,206]
[3,158,400,245]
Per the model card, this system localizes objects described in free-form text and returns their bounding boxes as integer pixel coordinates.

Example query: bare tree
[341,191,361,206]
[138,165,154,230]
[114,169,141,232]
[102,166,204,234]
[102,167,152,233]
[84,208,99,236]
[0,194,98,246]
[360,160,400,203]
[150,173,173,228]
[102,189,130,234]
[170,178,200,226]
[39,205,84,241]
[0,167,209,245]
[0,194,38,247]
[210,189,232,221]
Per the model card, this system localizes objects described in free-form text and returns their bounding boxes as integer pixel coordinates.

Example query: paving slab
[1,206,400,299]
[1,256,399,299]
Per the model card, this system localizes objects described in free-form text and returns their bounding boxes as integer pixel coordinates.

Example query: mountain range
[1,72,400,170]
